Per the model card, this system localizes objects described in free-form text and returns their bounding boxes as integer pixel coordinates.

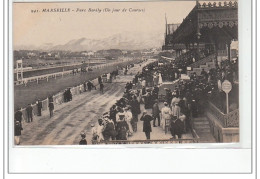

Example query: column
[215,40,219,66]
[227,41,231,61]
[196,24,201,61]
[196,40,200,61]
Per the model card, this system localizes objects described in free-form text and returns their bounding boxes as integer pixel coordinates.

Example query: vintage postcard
[12,0,239,146]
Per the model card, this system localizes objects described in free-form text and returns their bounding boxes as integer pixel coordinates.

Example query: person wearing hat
[26,103,33,123]
[79,132,87,145]
[116,113,129,140]
[48,100,54,118]
[87,80,93,91]
[103,117,116,141]
[140,110,154,140]
[124,106,133,135]
[96,119,104,142]
[36,99,43,116]
[170,115,184,140]
[152,100,160,127]
[171,93,181,109]
[83,81,87,92]
[161,102,172,132]
[129,95,140,132]
[15,107,23,124]
[14,120,23,145]
[100,82,104,94]
[165,88,172,106]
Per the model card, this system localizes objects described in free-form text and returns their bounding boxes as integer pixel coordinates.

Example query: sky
[13,1,196,47]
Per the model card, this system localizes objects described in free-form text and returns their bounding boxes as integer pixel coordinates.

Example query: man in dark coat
[140,111,154,140]
[170,116,184,139]
[129,96,140,132]
[100,83,104,94]
[26,104,33,123]
[153,85,159,99]
[165,89,172,106]
[141,86,146,95]
[48,101,54,118]
[98,76,102,84]
[14,121,23,145]
[116,118,129,140]
[37,99,43,116]
[103,118,116,141]
[87,81,92,91]
[83,81,87,92]
[152,100,161,127]
[15,108,23,123]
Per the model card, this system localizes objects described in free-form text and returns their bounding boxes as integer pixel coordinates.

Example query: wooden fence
[207,102,239,128]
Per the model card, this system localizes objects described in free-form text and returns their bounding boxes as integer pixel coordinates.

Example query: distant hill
[14,31,164,51]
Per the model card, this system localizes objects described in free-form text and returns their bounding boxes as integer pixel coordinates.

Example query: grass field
[14,59,140,110]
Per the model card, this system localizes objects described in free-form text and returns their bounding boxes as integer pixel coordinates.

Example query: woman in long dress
[160,102,172,131]
[124,107,133,136]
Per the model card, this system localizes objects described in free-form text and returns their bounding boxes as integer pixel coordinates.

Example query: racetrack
[19,60,153,145]
[14,59,139,110]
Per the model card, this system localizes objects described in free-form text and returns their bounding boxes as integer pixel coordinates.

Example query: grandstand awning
[164,1,238,48]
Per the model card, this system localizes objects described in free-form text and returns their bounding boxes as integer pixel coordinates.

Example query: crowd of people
[14,68,121,145]
[14,51,239,145]
[89,82,141,142]
[14,95,55,145]
[89,61,192,143]
[63,88,72,102]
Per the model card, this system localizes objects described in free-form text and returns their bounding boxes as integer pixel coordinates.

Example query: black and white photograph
[12,1,239,146]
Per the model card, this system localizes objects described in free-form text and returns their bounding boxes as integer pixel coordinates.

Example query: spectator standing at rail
[107,73,111,83]
[67,88,72,101]
[15,107,23,123]
[98,76,102,84]
[140,110,154,140]
[100,82,104,94]
[79,85,82,94]
[37,99,42,116]
[14,121,23,145]
[83,81,87,92]
[48,101,54,118]
[87,81,92,91]
[26,104,33,123]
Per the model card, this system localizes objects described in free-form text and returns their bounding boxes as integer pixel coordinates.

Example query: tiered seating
[187,54,216,76]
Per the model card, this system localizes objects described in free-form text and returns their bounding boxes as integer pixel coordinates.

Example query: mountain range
[14,32,164,51]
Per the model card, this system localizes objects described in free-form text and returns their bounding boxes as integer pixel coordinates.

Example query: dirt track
[20,61,152,145]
